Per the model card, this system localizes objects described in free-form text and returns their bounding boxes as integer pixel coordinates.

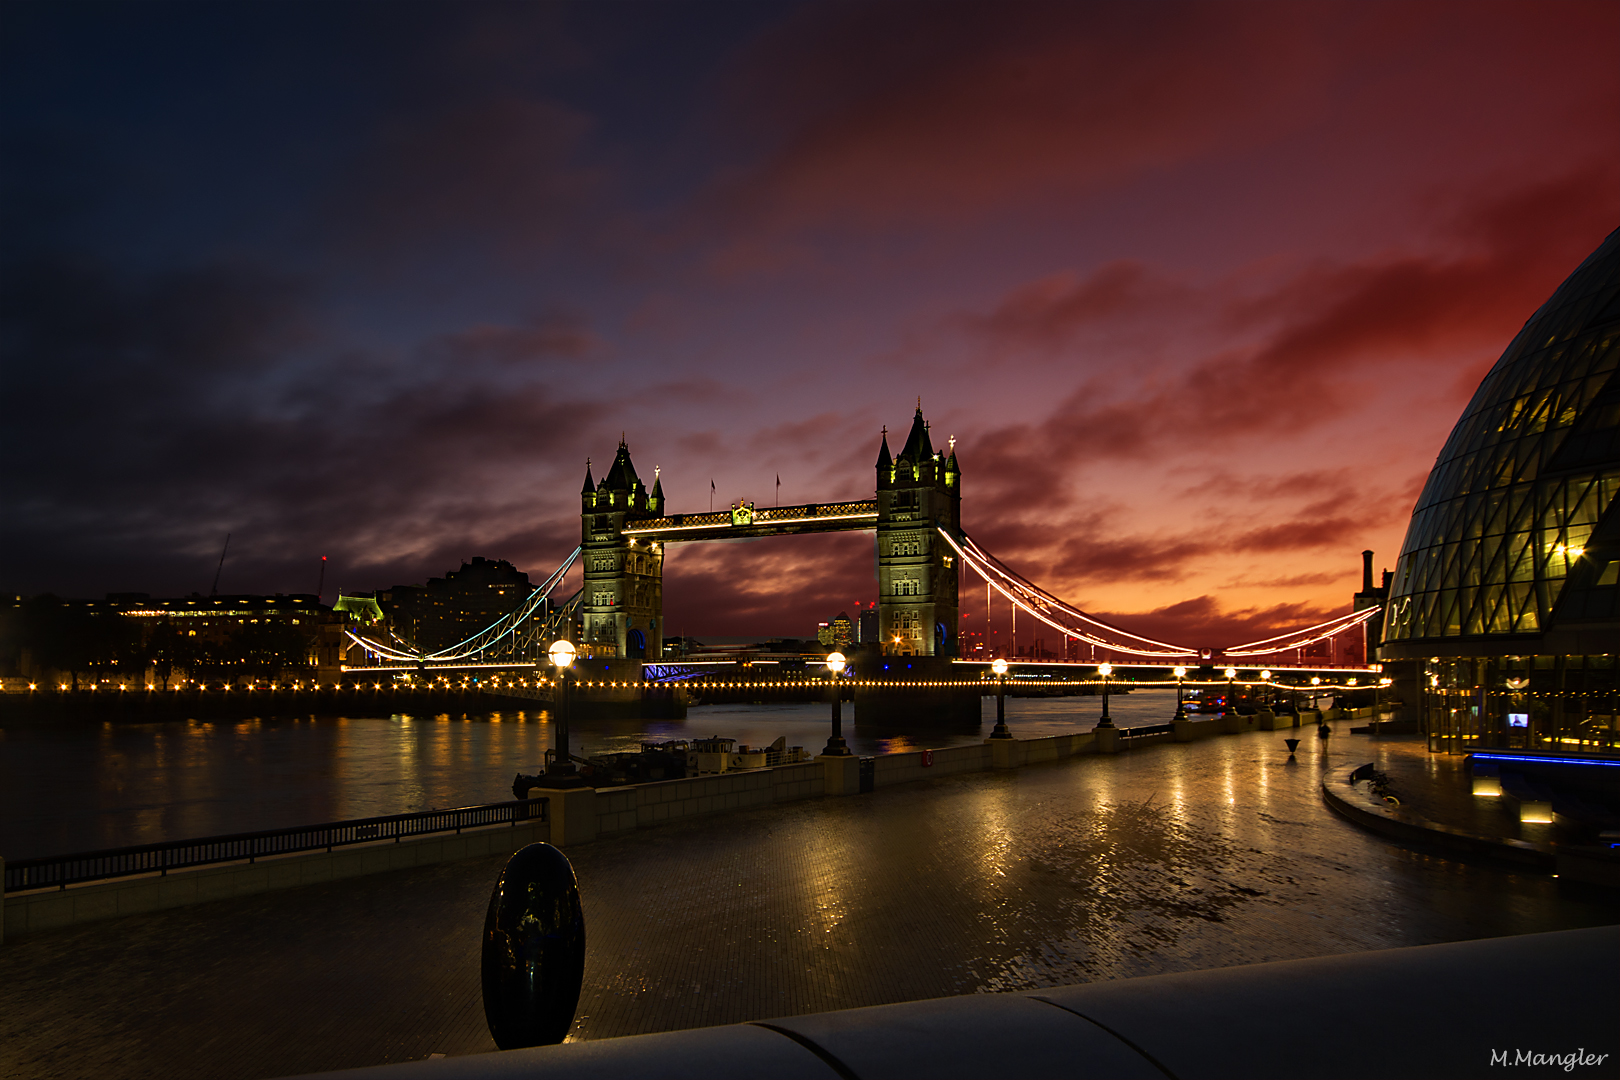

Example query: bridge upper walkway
[342,525,1380,671]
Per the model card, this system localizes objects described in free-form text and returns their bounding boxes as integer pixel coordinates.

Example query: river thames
[2,692,1191,861]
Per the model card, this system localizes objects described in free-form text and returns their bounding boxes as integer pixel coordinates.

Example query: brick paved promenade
[3,729,1615,1080]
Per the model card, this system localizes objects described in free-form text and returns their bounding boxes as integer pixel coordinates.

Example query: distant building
[830,612,854,649]
[857,604,879,644]
[377,557,532,653]
[113,593,324,648]
[1,592,329,689]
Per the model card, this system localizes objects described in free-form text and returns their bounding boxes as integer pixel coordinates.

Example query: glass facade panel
[1385,228,1620,649]
[1421,654,1618,756]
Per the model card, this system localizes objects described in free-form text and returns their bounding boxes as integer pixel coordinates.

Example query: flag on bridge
[776,473,781,505]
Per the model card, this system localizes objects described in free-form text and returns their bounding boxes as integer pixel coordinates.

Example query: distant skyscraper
[858,604,879,644]
[829,611,854,649]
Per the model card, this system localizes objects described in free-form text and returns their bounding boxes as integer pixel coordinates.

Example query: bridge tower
[580,441,665,660]
[875,407,960,656]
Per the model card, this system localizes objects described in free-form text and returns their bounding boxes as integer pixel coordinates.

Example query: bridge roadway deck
[3,728,1616,1080]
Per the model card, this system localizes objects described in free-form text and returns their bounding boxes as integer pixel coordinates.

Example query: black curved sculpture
[480,842,586,1049]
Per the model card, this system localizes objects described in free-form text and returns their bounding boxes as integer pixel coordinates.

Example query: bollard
[481,842,586,1049]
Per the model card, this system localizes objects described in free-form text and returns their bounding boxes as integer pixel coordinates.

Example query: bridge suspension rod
[940,529,1200,659]
[346,546,582,664]
[1219,604,1381,656]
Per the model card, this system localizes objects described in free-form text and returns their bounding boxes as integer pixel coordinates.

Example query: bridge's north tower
[580,441,665,660]
[875,408,961,656]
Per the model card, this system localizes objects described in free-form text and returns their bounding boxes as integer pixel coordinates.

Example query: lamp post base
[988,723,1014,740]
[539,767,589,790]
[820,738,852,756]
[1095,715,1115,728]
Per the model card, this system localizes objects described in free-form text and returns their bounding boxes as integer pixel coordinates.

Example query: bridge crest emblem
[731,502,756,526]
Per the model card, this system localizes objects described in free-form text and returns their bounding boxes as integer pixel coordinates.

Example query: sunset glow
[2,1,1616,645]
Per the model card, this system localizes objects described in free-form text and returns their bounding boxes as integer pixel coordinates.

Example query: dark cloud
[713,1,1330,228]
[0,253,601,596]
[661,532,874,637]
[319,96,605,267]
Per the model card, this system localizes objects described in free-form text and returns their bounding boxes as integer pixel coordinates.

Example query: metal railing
[4,797,548,893]
[1120,722,1175,738]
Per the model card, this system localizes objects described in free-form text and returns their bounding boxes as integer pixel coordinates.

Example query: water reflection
[2,693,1181,860]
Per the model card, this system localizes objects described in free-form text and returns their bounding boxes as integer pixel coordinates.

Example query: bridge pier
[852,654,980,729]
[558,657,690,721]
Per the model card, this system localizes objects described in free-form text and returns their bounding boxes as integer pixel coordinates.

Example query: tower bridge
[580,407,960,662]
[343,406,1382,704]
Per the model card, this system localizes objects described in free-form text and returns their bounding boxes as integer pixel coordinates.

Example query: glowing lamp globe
[1311,676,1322,686]
[548,640,577,670]
[1173,666,1188,678]
[825,652,846,673]
[1224,667,1237,679]
[991,659,1009,676]
[1097,663,1113,677]
[1260,669,1272,680]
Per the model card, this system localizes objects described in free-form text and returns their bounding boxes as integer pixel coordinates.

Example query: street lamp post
[545,640,584,786]
[1173,666,1188,721]
[1096,663,1115,728]
[1260,670,1272,712]
[1224,667,1238,716]
[1311,675,1328,738]
[822,651,850,756]
[989,658,1012,738]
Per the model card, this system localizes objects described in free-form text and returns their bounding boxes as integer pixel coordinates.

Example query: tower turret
[581,438,664,661]
[875,406,961,656]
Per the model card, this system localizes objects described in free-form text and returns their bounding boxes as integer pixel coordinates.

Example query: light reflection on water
[1,692,1179,860]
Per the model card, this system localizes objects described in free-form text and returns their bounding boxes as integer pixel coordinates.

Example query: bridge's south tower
[580,441,665,659]
[875,408,960,656]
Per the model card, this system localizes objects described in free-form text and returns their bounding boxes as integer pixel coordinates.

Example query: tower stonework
[580,442,665,660]
[875,408,961,656]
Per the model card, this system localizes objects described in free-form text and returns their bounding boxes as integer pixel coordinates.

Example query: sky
[2,0,1616,649]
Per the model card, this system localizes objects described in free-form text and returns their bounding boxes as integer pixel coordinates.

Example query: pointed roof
[651,466,663,500]
[898,407,933,462]
[580,460,595,494]
[875,426,892,470]
[603,439,640,490]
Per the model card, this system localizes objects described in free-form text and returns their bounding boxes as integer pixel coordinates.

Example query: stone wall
[4,818,550,939]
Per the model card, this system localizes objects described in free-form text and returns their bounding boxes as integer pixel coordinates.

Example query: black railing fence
[5,797,548,893]
[1120,722,1176,737]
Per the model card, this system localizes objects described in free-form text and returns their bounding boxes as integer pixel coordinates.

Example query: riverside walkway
[2,727,1614,1080]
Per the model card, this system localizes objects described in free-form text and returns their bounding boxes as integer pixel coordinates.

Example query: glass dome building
[1381,227,1618,753]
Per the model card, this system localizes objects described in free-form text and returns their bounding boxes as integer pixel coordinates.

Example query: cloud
[1089,595,1346,651]
[712,1,1331,230]
[319,96,605,266]
[960,262,1195,355]
[662,532,874,637]
[952,168,1620,480]
[0,253,604,596]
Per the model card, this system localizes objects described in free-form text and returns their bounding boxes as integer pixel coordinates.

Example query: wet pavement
[2,726,1615,1080]
[1333,731,1600,846]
